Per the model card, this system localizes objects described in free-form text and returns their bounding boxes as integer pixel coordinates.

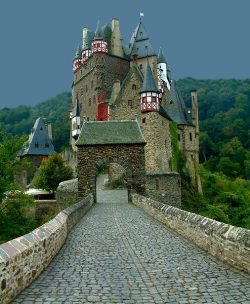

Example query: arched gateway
[76,120,146,200]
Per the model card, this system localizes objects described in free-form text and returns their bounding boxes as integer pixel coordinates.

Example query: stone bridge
[1,180,249,304]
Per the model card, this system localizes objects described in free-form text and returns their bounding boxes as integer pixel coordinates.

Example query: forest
[0,78,249,228]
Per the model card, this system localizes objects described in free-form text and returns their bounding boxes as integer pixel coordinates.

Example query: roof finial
[139,12,144,21]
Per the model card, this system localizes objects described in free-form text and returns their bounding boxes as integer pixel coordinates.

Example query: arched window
[132,84,136,90]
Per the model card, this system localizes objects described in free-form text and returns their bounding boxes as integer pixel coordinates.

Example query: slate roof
[72,96,80,117]
[94,21,104,40]
[74,45,82,59]
[166,81,191,125]
[75,120,146,146]
[157,48,167,64]
[141,61,158,93]
[19,118,55,156]
[128,22,155,58]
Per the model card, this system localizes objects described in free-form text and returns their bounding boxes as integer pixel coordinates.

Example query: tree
[33,153,73,193]
[0,132,27,200]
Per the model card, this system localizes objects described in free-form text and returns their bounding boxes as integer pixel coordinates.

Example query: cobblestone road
[14,194,250,303]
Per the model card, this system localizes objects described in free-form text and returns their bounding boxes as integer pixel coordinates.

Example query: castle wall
[131,193,250,275]
[0,195,94,304]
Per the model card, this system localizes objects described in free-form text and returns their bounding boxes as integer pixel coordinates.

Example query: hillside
[0,92,71,151]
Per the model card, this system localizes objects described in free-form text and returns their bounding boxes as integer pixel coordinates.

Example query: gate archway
[76,121,146,201]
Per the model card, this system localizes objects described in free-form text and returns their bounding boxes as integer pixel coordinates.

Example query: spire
[157,48,167,64]
[94,20,103,40]
[129,21,155,58]
[141,61,158,93]
[74,45,82,59]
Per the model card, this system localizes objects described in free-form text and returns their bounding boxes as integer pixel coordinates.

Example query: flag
[140,12,144,17]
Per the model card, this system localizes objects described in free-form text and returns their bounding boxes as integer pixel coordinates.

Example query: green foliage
[33,153,73,193]
[177,78,250,179]
[0,192,37,244]
[169,121,179,171]
[0,92,71,151]
[0,132,27,200]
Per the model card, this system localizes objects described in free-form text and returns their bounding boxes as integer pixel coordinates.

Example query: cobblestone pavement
[14,196,250,303]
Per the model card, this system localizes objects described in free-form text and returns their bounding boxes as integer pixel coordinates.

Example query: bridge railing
[0,194,94,304]
[131,193,250,275]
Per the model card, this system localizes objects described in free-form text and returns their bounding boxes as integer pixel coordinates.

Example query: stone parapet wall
[131,193,250,274]
[145,173,181,207]
[56,178,79,210]
[0,194,93,304]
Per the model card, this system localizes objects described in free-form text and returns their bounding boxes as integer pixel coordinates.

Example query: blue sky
[0,0,249,109]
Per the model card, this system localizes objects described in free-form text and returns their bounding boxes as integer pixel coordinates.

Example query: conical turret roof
[94,21,104,40]
[129,21,155,58]
[141,61,158,93]
[157,48,167,64]
[74,45,82,59]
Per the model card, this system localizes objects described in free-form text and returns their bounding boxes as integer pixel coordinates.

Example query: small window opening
[40,127,43,131]
[35,142,39,148]
[89,98,92,106]
[139,64,143,69]
[142,118,146,123]
[45,143,49,148]
[132,84,136,90]
[189,132,192,141]
[128,100,132,107]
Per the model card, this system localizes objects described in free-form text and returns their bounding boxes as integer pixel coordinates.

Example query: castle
[70,17,201,201]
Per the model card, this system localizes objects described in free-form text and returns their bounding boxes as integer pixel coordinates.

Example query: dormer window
[45,143,49,148]
[35,142,39,148]
[40,127,43,131]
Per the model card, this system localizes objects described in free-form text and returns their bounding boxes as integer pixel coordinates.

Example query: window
[132,84,136,90]
[189,132,192,141]
[140,31,142,36]
[128,100,132,107]
[139,64,143,69]
[89,98,92,106]
[142,118,146,123]
[35,142,39,148]
[170,100,174,105]
[40,127,43,131]
[87,117,90,121]
[145,45,148,50]
[45,143,49,148]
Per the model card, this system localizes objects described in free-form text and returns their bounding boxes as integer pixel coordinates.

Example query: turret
[73,45,82,72]
[82,27,92,62]
[191,90,199,134]
[72,96,81,139]
[140,61,159,112]
[157,48,171,90]
[91,21,108,54]
[111,18,124,57]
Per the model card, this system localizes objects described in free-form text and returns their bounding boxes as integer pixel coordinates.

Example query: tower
[82,28,92,62]
[111,18,124,57]
[140,61,160,112]
[73,45,82,72]
[91,21,108,54]
[157,48,171,91]
[72,96,81,139]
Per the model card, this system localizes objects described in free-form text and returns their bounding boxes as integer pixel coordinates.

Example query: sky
[0,0,249,109]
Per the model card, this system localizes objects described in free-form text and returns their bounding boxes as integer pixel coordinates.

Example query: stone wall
[78,144,146,198]
[131,194,250,274]
[0,194,93,304]
[56,178,79,210]
[146,173,181,207]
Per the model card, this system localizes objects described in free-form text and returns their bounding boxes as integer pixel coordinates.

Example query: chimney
[110,80,121,104]
[47,123,53,141]
[191,90,199,134]
[82,27,88,50]
[111,18,124,57]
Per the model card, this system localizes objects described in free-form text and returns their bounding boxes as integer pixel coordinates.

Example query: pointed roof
[157,48,167,64]
[19,118,55,156]
[166,81,190,125]
[74,45,82,59]
[73,96,80,117]
[128,21,155,58]
[94,21,104,40]
[141,61,158,93]
[82,30,95,50]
